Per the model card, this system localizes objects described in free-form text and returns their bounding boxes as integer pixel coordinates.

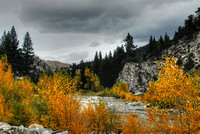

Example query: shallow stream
[81,96,148,118]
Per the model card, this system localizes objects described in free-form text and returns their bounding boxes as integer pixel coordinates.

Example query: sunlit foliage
[84,67,102,92]
[37,73,86,133]
[122,113,147,134]
[0,56,35,126]
[111,81,135,101]
[82,100,122,133]
[144,57,200,133]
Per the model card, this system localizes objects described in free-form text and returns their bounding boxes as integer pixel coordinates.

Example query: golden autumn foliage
[84,67,102,92]
[37,73,86,133]
[0,56,35,126]
[144,57,200,133]
[37,73,122,133]
[0,56,199,133]
[111,81,135,101]
[82,101,122,133]
[122,113,147,134]
[0,56,13,122]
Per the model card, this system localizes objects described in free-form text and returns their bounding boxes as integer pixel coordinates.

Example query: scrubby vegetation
[0,56,199,133]
[143,57,200,133]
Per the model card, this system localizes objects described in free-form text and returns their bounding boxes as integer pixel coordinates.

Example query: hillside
[43,60,70,71]
[118,30,200,95]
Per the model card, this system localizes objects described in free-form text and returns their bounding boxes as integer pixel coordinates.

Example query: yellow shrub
[111,81,134,101]
[0,56,35,126]
[37,73,85,133]
[144,57,200,133]
[82,101,122,133]
[122,113,147,134]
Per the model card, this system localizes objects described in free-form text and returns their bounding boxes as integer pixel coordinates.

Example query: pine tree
[99,51,102,61]
[185,15,197,39]
[22,32,35,76]
[123,33,137,62]
[159,35,164,50]
[149,35,154,53]
[164,32,170,49]
[10,26,21,75]
[0,31,7,55]
[0,27,22,76]
[195,7,200,28]
[92,51,100,75]
[184,53,195,72]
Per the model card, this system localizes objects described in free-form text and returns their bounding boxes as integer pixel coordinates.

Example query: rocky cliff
[117,32,200,95]
[117,61,159,95]
[167,32,200,69]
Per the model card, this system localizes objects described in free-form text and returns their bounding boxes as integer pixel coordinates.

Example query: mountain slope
[44,60,70,71]
[117,31,200,95]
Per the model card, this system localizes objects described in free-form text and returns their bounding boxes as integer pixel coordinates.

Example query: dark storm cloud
[18,0,198,40]
[19,0,142,33]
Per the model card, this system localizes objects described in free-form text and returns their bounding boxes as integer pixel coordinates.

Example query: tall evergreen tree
[99,51,102,61]
[195,7,200,27]
[10,26,19,51]
[164,32,170,49]
[10,26,21,75]
[123,33,137,62]
[159,35,164,50]
[149,35,154,52]
[0,31,7,55]
[184,53,195,72]
[0,27,22,76]
[92,51,100,75]
[1,32,12,55]
[153,37,161,57]
[22,32,35,76]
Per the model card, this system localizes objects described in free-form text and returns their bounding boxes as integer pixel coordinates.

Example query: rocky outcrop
[117,61,159,95]
[0,122,68,134]
[117,32,200,95]
[167,32,200,70]
[34,56,49,71]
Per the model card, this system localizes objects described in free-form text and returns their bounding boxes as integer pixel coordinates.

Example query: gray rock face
[117,32,200,95]
[117,61,159,95]
[167,32,200,69]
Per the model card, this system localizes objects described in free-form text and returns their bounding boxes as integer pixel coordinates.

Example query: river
[81,96,148,118]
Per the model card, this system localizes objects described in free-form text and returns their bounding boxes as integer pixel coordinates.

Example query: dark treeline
[70,7,200,88]
[0,26,39,83]
[70,32,171,88]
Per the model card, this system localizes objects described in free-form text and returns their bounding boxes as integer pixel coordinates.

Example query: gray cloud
[90,41,101,47]
[68,51,89,61]
[18,0,199,40]
[17,0,154,33]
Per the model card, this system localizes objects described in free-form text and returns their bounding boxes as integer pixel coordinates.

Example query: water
[81,96,148,118]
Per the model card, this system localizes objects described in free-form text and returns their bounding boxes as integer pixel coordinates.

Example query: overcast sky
[0,0,199,63]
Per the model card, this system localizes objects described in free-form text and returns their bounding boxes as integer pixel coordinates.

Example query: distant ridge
[43,60,70,71]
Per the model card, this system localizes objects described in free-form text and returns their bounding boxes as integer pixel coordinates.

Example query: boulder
[28,124,44,129]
